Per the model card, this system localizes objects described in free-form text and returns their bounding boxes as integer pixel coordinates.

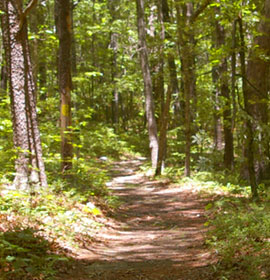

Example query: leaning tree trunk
[55,0,73,172]
[136,0,159,169]
[1,0,47,190]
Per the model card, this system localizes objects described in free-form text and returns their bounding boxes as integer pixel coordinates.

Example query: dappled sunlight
[66,159,214,279]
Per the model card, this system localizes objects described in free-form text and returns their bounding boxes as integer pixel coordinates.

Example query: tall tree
[55,0,73,172]
[238,16,258,198]
[1,0,47,189]
[214,11,234,170]
[176,2,195,177]
[176,0,212,176]
[108,0,120,130]
[155,0,178,176]
[244,0,270,182]
[136,0,159,169]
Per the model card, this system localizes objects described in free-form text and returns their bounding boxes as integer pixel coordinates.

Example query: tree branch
[235,73,263,97]
[23,0,38,17]
[19,0,38,31]
[191,0,212,23]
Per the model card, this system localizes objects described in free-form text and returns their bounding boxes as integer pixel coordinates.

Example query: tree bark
[155,0,178,175]
[238,16,258,198]
[212,66,223,152]
[214,14,234,170]
[176,3,195,177]
[55,0,73,172]
[108,0,120,130]
[231,19,237,133]
[1,0,47,190]
[245,0,270,182]
[136,0,159,169]
[0,63,7,92]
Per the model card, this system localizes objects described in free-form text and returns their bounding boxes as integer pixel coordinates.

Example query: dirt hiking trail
[62,158,215,280]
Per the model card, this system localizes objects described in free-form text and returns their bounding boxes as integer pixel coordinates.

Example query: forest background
[1,0,270,279]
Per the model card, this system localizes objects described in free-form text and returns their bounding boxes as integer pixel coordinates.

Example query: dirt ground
[60,159,216,280]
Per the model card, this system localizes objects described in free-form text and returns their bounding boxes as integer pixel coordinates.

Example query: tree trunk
[155,0,178,175]
[108,0,120,131]
[214,15,234,170]
[55,0,73,172]
[0,63,7,92]
[110,32,119,129]
[238,17,258,198]
[212,66,223,152]
[136,0,159,169]
[245,0,270,182]
[176,3,195,177]
[1,0,47,190]
[231,19,237,133]
[155,87,172,176]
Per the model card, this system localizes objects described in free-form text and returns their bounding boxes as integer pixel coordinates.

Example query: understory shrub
[207,198,270,280]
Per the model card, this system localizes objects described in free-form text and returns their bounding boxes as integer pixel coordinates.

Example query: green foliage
[0,96,14,181]
[0,228,67,280]
[207,199,270,279]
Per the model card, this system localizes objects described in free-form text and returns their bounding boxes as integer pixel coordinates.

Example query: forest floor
[59,158,216,280]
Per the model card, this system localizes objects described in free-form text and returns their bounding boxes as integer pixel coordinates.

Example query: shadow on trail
[59,159,215,280]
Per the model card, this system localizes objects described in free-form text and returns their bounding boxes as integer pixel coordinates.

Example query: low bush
[207,198,270,280]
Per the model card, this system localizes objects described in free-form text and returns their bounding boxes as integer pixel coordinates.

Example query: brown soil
[60,159,216,280]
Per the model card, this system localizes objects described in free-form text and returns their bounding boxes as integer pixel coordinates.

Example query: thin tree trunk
[55,0,73,172]
[155,0,178,175]
[214,15,234,169]
[110,33,119,129]
[212,66,223,152]
[176,3,194,177]
[231,19,237,133]
[136,0,159,169]
[238,16,258,198]
[156,87,172,175]
[108,0,120,131]
[0,63,7,92]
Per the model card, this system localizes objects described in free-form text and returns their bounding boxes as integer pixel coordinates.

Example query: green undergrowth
[163,167,250,195]
[0,159,115,279]
[206,197,270,280]
[0,147,129,279]
[0,122,141,279]
[0,228,69,280]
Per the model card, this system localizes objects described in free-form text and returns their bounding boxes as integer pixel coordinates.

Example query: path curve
[64,159,214,280]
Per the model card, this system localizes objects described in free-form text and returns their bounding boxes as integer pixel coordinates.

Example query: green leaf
[6,256,16,262]
[205,203,213,210]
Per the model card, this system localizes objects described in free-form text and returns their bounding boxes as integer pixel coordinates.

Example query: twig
[19,0,38,31]
[191,0,212,23]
